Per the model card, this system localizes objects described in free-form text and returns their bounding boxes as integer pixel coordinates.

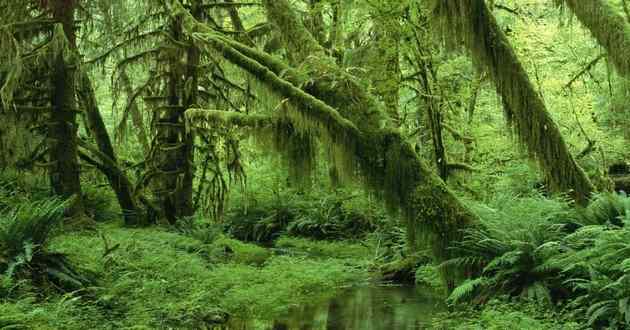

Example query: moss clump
[209,236,271,265]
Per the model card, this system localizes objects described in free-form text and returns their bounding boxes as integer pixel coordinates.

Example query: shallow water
[228,284,445,330]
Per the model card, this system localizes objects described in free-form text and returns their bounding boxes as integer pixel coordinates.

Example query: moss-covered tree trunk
[180,1,201,219]
[48,3,83,216]
[119,71,151,154]
[557,0,630,76]
[370,1,403,125]
[433,0,594,204]
[224,0,254,47]
[329,0,345,52]
[77,70,144,226]
[152,1,200,224]
[420,66,448,180]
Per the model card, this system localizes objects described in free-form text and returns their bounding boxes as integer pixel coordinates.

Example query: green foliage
[548,194,630,328]
[446,192,630,327]
[0,294,109,330]
[209,236,271,265]
[286,192,380,240]
[225,188,383,243]
[433,300,581,330]
[576,191,630,226]
[81,184,120,222]
[595,78,630,136]
[173,214,223,244]
[2,0,630,328]
[0,196,92,293]
[274,236,370,260]
[445,195,572,304]
[225,188,298,243]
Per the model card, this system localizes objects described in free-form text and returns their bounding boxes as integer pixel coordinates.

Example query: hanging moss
[259,0,479,278]
[432,0,594,204]
[273,119,318,189]
[167,0,480,286]
[185,109,274,132]
[185,108,319,190]
[556,0,630,76]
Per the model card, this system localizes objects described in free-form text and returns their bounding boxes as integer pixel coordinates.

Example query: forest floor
[1,223,374,329]
[1,220,583,329]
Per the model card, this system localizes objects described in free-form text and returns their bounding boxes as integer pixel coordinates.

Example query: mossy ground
[0,224,369,329]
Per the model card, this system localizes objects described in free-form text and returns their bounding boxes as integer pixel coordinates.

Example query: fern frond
[447,277,490,304]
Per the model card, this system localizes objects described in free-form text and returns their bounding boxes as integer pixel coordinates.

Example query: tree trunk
[77,70,144,226]
[48,5,83,216]
[558,0,630,76]
[433,0,594,204]
[414,48,449,180]
[152,3,197,224]
[49,52,82,209]
[119,71,151,154]
[224,0,255,47]
[370,1,402,125]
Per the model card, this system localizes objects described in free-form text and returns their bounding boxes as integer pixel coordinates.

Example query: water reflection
[229,284,445,330]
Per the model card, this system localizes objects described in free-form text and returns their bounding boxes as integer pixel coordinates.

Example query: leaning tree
[432,0,595,204]
[166,0,480,288]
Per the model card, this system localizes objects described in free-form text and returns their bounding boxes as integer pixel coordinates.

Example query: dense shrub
[225,188,384,243]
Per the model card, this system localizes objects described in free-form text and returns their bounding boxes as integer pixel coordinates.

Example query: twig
[563,54,606,90]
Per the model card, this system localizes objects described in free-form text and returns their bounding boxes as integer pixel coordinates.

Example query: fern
[447,277,490,304]
[553,194,630,327]
[578,192,630,227]
[444,196,573,304]
[0,197,93,293]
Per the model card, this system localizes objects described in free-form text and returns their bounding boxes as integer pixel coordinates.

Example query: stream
[226,284,446,330]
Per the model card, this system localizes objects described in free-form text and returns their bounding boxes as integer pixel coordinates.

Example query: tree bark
[433,0,594,204]
[152,1,199,223]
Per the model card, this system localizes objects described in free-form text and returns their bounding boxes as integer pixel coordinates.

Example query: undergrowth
[224,187,386,243]
[446,191,630,328]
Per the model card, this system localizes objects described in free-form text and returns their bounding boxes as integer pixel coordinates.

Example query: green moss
[432,300,582,330]
[209,236,271,265]
[207,256,365,320]
[275,236,371,261]
[556,0,630,77]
